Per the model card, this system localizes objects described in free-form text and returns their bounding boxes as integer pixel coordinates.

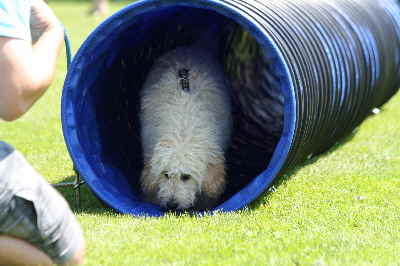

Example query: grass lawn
[1,1,399,265]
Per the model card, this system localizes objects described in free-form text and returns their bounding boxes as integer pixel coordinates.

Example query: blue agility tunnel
[61,0,400,216]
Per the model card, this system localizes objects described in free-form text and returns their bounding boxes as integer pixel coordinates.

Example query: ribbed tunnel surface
[62,0,400,216]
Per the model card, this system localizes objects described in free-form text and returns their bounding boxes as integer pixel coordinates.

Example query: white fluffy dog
[139,45,232,210]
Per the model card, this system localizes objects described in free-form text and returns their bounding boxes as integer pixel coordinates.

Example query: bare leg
[0,235,85,265]
[68,240,86,265]
[0,235,52,266]
[0,142,86,265]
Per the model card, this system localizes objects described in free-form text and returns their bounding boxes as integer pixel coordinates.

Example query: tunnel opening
[62,1,293,216]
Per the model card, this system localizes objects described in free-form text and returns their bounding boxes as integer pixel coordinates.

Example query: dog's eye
[181,174,191,181]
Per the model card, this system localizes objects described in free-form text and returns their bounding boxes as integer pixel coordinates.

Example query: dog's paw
[140,164,159,203]
[194,160,226,210]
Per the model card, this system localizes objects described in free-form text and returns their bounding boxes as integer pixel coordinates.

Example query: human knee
[65,239,85,265]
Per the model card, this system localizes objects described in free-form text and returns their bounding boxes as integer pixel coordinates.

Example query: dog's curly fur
[139,45,232,210]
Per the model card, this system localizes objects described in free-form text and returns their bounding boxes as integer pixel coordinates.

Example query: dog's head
[140,139,226,210]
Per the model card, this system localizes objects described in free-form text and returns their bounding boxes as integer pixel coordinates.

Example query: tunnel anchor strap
[52,29,86,210]
[52,167,86,210]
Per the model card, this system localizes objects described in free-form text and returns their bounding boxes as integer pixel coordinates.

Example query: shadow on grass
[54,175,116,215]
[248,128,358,211]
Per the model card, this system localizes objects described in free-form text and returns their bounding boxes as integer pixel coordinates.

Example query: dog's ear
[195,159,226,210]
[140,164,158,202]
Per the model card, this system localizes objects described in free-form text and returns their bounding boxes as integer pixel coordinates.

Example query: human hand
[30,0,62,43]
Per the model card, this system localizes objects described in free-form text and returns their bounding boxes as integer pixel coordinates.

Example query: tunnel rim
[61,0,297,216]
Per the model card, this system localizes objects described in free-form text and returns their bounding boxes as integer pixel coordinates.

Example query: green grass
[1,1,400,265]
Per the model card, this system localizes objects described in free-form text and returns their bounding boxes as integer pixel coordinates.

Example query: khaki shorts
[0,141,84,265]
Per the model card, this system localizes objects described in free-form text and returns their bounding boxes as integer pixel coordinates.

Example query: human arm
[0,0,63,121]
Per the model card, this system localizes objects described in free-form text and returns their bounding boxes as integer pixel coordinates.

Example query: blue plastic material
[62,0,400,216]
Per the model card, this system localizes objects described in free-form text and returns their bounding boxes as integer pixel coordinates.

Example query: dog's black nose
[166,201,178,210]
